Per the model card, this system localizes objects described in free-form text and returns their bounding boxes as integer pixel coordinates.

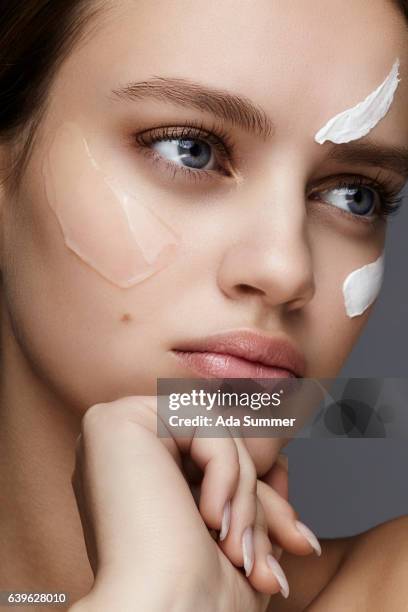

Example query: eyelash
[310,172,404,221]
[134,121,236,182]
[133,124,405,218]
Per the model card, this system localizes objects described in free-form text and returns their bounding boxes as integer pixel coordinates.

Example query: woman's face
[1,0,408,413]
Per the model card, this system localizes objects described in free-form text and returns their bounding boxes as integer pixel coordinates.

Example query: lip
[172,329,306,379]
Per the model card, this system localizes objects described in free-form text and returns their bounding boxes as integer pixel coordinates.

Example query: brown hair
[0,0,104,184]
[0,1,107,135]
[395,0,408,19]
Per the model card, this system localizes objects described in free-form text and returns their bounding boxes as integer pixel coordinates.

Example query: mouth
[171,329,306,379]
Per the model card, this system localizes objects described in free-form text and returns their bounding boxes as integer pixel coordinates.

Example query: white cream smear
[315,59,400,144]
[343,253,385,318]
[43,123,179,288]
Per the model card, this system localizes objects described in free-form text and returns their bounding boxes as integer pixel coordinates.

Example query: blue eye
[152,138,215,170]
[317,186,378,217]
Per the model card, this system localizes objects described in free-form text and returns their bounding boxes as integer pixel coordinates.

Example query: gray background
[287,187,408,537]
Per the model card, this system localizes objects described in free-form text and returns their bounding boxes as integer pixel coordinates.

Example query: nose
[217,191,315,313]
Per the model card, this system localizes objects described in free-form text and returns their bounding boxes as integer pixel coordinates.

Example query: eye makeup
[309,173,404,222]
[133,121,239,183]
[43,122,179,288]
[315,59,401,145]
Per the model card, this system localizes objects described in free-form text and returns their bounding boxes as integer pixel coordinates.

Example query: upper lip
[173,329,306,377]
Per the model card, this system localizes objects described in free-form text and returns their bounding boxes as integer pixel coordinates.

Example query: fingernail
[295,520,321,556]
[219,500,231,541]
[266,554,289,599]
[242,526,254,577]
[273,545,283,561]
[276,453,289,472]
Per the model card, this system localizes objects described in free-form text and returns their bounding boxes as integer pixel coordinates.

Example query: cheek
[343,253,384,318]
[2,137,185,409]
[305,227,385,376]
[2,245,168,410]
[43,122,180,289]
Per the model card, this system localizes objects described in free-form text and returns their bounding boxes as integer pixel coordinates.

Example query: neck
[0,302,93,602]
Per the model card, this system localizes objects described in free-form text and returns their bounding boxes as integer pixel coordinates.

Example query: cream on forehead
[315,59,400,145]
[343,253,384,318]
[43,123,179,288]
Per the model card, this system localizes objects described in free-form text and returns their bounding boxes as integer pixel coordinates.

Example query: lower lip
[172,351,296,378]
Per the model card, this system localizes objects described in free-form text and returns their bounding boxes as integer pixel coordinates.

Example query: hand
[68,397,276,611]
[69,397,321,610]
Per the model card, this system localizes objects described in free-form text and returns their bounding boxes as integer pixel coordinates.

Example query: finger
[100,398,240,541]
[246,498,290,598]
[190,433,240,533]
[72,435,98,575]
[219,436,258,576]
[100,395,184,468]
[256,452,288,563]
[77,400,211,577]
[257,479,321,557]
[262,453,289,500]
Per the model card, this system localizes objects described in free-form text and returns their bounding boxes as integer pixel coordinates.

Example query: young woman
[1,1,407,610]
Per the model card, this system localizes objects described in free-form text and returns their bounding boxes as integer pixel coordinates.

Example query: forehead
[50,0,408,141]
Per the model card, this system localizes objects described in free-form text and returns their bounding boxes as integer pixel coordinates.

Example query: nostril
[236,283,264,295]
[286,297,306,311]
[287,286,315,311]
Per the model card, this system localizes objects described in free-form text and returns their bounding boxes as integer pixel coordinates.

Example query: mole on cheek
[120,313,133,323]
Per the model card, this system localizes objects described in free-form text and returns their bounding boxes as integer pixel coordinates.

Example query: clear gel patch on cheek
[315,59,400,144]
[43,122,179,288]
[342,253,385,318]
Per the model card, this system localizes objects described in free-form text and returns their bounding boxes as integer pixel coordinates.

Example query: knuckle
[253,521,267,538]
[81,397,158,443]
[81,402,111,434]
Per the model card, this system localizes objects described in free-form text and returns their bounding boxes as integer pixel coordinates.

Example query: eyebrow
[111,76,273,138]
[112,78,408,180]
[327,141,408,180]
